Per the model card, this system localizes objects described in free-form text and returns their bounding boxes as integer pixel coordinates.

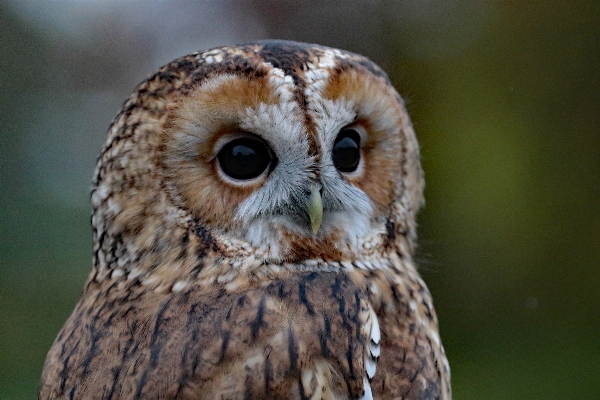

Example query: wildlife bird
[39,40,450,400]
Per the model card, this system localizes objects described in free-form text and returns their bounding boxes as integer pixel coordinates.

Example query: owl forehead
[197,40,388,85]
[174,41,396,158]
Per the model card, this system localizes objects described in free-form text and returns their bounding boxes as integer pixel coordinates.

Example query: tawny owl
[39,40,450,400]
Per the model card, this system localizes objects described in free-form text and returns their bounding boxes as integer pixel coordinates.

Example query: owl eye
[332,129,361,172]
[217,138,273,180]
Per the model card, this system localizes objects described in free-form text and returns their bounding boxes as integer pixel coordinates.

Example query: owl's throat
[237,208,373,263]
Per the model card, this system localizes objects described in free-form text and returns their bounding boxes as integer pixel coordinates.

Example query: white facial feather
[308,78,374,240]
[312,97,372,213]
[234,65,375,255]
[235,101,315,222]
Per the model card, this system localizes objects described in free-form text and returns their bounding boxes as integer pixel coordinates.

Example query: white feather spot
[409,299,418,312]
[317,51,337,69]
[127,267,144,280]
[341,261,354,270]
[224,280,242,292]
[110,269,124,279]
[171,281,187,292]
[430,330,441,347]
[365,356,377,380]
[369,281,380,297]
[370,312,381,344]
[369,341,381,358]
[300,369,313,397]
[361,377,374,400]
[354,261,367,270]
[91,183,110,205]
[304,259,320,268]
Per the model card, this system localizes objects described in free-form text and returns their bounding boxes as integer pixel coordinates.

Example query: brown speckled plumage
[40,40,450,400]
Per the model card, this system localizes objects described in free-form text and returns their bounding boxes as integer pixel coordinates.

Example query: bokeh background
[1,1,599,398]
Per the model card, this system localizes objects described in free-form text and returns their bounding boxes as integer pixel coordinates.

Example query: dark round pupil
[217,138,271,180]
[332,129,360,172]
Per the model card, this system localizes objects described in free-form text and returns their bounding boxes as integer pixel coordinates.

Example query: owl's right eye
[217,138,273,180]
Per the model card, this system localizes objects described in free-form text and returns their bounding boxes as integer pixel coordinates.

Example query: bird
[39,40,450,400]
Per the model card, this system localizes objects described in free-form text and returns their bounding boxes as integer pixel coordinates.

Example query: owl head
[90,40,423,285]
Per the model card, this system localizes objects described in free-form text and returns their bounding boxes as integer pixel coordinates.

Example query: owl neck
[88,207,417,294]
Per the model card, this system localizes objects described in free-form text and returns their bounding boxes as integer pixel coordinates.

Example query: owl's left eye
[332,129,361,173]
[217,138,273,180]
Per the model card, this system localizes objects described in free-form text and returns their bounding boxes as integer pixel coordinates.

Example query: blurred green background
[1,1,598,398]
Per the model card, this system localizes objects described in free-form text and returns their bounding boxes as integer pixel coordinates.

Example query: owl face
[92,41,423,273]
[159,43,415,262]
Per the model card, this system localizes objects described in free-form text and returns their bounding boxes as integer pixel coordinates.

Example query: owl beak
[307,183,323,235]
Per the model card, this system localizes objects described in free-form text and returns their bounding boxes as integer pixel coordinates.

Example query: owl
[39,40,450,400]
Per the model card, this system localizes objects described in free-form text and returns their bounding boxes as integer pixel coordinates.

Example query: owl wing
[360,268,451,400]
[39,271,379,400]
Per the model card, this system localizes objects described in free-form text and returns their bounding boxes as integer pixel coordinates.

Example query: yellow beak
[307,183,323,235]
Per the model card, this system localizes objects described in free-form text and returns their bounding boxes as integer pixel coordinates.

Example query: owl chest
[42,270,445,400]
